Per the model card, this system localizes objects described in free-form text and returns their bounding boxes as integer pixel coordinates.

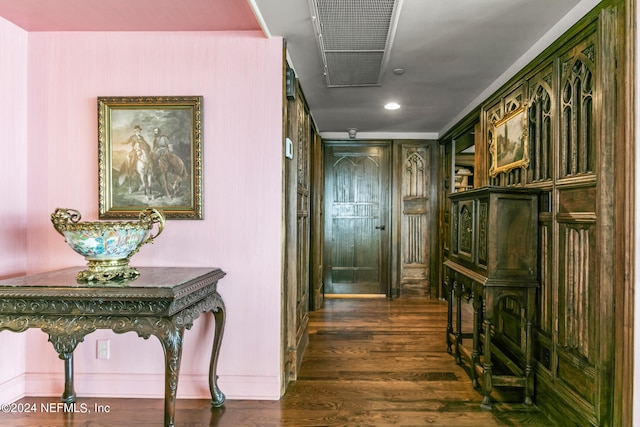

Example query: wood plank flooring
[3,296,556,426]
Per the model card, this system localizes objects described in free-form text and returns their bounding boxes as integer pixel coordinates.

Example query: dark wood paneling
[309,131,324,310]
[557,348,597,404]
[557,185,596,213]
[283,68,312,383]
[440,2,630,425]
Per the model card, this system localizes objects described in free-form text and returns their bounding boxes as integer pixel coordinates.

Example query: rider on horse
[152,127,171,160]
[123,125,151,171]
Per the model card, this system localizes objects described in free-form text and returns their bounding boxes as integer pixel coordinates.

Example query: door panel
[324,144,390,295]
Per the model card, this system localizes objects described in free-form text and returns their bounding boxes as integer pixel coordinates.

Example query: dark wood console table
[0,266,226,427]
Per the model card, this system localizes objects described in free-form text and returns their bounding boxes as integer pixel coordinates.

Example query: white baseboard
[0,374,26,403]
[20,372,281,400]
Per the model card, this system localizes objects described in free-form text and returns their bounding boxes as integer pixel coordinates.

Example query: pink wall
[0,17,28,402]
[0,20,27,274]
[1,28,285,401]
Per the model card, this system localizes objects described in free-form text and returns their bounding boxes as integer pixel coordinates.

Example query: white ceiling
[0,0,601,138]
[254,0,599,138]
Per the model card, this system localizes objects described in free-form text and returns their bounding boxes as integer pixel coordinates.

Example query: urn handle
[51,208,82,236]
[138,208,165,247]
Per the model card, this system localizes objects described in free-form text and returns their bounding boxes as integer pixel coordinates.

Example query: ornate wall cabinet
[444,186,539,409]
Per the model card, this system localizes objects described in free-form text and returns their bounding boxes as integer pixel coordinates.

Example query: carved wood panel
[527,64,554,183]
[458,202,473,260]
[551,31,599,408]
[538,221,553,335]
[524,65,557,377]
[559,38,596,178]
[477,201,488,266]
[442,144,452,254]
[296,96,310,336]
[399,146,431,295]
[309,131,324,310]
[555,184,597,403]
[283,76,312,382]
[559,225,594,357]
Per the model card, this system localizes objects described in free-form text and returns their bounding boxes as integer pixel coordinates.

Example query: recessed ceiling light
[393,68,405,75]
[384,102,401,110]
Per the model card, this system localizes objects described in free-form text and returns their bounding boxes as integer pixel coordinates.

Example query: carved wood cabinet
[444,186,539,409]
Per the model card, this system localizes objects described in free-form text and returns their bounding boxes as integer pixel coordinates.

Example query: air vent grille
[311,0,402,87]
[325,51,384,86]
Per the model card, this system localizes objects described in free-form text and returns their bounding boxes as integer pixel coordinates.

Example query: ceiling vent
[309,0,403,87]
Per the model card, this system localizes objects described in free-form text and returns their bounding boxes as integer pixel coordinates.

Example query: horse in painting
[118,142,154,200]
[155,151,188,199]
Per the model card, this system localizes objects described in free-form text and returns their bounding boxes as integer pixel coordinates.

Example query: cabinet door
[457,199,475,263]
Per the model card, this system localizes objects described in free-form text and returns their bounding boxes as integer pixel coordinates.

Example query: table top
[0,266,225,300]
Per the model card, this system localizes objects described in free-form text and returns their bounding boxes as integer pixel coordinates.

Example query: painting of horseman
[98,96,203,219]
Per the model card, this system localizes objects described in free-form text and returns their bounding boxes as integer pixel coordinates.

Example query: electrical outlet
[97,339,110,360]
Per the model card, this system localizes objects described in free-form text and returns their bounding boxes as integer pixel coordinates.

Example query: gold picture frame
[488,106,529,177]
[98,96,203,219]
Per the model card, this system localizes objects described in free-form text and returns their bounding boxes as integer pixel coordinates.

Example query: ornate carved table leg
[47,333,85,404]
[158,325,185,427]
[209,302,226,407]
[61,353,76,403]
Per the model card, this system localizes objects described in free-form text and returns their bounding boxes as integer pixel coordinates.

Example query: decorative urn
[51,208,165,282]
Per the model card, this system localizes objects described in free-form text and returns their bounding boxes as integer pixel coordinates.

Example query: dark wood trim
[280,42,292,395]
[615,0,635,425]
[439,106,482,144]
[597,5,619,424]
[309,130,324,310]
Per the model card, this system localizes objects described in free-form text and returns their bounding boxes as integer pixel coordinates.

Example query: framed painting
[98,96,203,219]
[488,106,529,177]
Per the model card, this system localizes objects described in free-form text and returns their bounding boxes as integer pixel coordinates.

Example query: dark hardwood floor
[3,296,556,426]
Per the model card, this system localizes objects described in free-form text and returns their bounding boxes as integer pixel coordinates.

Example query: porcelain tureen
[51,208,165,282]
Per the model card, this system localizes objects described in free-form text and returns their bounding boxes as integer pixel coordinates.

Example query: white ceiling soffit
[309,0,403,87]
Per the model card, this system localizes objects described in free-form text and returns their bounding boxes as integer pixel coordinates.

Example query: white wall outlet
[97,339,110,360]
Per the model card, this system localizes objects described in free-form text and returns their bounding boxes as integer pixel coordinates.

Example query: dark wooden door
[323,143,390,295]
